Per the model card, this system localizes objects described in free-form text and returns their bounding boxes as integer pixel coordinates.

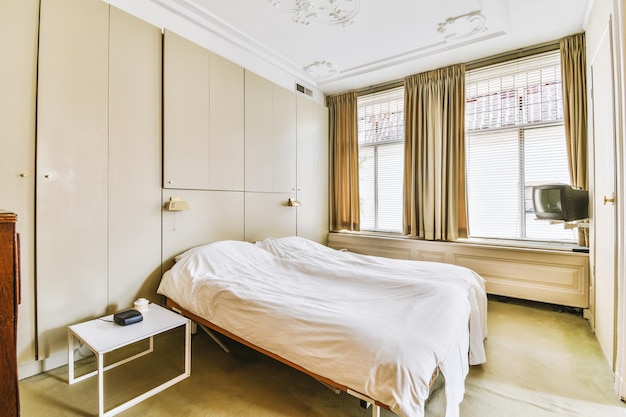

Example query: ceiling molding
[318,29,508,88]
[149,0,320,85]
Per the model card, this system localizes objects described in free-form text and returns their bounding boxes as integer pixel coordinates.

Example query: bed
[157,236,488,417]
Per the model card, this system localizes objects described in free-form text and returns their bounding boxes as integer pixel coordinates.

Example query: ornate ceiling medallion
[304,60,338,79]
[265,0,360,26]
[437,11,487,40]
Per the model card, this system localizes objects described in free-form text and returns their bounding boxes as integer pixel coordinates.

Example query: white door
[590,22,618,369]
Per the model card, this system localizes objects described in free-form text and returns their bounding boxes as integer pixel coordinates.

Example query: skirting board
[18,351,68,380]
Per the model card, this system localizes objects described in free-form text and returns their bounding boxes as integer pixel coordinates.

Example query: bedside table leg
[185,321,191,375]
[68,331,75,383]
[98,353,104,417]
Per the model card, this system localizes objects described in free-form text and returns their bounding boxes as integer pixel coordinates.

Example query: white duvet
[157,236,487,417]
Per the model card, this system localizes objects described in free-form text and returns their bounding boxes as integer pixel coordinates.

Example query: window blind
[465,50,577,243]
[357,87,404,232]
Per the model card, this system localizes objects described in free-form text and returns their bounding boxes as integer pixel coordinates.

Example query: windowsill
[330,230,588,254]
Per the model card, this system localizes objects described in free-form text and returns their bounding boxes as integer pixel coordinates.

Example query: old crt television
[532,184,589,221]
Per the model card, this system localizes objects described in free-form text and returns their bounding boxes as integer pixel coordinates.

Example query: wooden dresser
[0,210,19,416]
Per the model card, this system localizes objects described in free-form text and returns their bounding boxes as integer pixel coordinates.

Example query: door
[590,20,618,369]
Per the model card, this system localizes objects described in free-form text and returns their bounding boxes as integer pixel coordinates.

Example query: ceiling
[110,0,592,95]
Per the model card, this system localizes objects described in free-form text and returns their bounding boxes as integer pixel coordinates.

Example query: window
[465,51,577,243]
[357,87,404,232]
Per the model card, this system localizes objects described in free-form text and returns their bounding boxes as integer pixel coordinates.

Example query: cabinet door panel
[108,7,163,310]
[209,53,244,191]
[272,85,297,192]
[0,0,39,365]
[163,30,210,189]
[245,71,274,191]
[244,71,297,193]
[36,0,109,356]
[296,96,329,244]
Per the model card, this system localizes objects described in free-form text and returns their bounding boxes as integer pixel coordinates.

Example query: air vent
[296,83,313,97]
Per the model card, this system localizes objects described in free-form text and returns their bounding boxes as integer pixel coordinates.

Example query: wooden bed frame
[166,298,441,415]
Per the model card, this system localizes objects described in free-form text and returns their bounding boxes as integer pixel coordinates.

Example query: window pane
[466,130,520,239]
[465,50,576,244]
[376,142,404,232]
[524,126,578,241]
[359,146,375,230]
[357,87,404,232]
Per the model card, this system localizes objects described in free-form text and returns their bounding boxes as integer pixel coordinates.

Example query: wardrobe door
[36,0,109,357]
[244,71,274,192]
[163,30,210,190]
[244,71,297,193]
[209,52,245,191]
[0,0,39,365]
[108,7,163,310]
[296,96,329,244]
[272,84,298,193]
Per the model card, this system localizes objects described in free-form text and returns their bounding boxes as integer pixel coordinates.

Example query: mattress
[157,236,487,417]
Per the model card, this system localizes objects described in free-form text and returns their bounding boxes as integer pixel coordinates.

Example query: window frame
[463,50,579,246]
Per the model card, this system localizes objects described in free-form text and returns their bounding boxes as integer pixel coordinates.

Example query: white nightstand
[67,303,191,417]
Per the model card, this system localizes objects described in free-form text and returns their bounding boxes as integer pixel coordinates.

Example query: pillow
[256,236,332,257]
[175,240,276,277]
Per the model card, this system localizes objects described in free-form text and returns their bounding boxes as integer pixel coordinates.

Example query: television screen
[532,184,588,221]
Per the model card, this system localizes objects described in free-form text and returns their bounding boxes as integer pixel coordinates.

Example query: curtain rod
[354,38,565,97]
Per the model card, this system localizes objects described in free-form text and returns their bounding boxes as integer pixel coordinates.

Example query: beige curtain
[327,91,360,231]
[561,33,588,189]
[560,33,588,245]
[403,65,467,240]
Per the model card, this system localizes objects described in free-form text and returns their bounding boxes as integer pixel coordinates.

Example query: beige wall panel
[455,255,587,307]
[209,53,245,191]
[416,251,446,262]
[163,30,210,189]
[244,193,297,243]
[296,97,329,244]
[245,71,274,191]
[36,0,110,357]
[328,233,589,308]
[162,190,244,267]
[0,0,39,365]
[108,7,163,311]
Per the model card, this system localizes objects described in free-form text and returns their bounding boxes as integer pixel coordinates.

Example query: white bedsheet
[157,237,487,417]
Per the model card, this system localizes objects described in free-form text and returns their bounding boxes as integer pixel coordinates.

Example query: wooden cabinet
[0,211,19,416]
[163,30,244,191]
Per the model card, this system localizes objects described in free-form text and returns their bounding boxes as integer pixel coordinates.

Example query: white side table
[67,303,191,417]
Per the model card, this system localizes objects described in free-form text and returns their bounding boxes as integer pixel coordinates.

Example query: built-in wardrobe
[4,0,163,371]
[161,30,329,262]
[3,0,329,374]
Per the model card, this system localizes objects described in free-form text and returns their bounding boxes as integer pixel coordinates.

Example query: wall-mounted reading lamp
[166,197,190,211]
[287,198,302,207]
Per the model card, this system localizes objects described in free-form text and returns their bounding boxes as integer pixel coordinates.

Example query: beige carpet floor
[19,297,626,417]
